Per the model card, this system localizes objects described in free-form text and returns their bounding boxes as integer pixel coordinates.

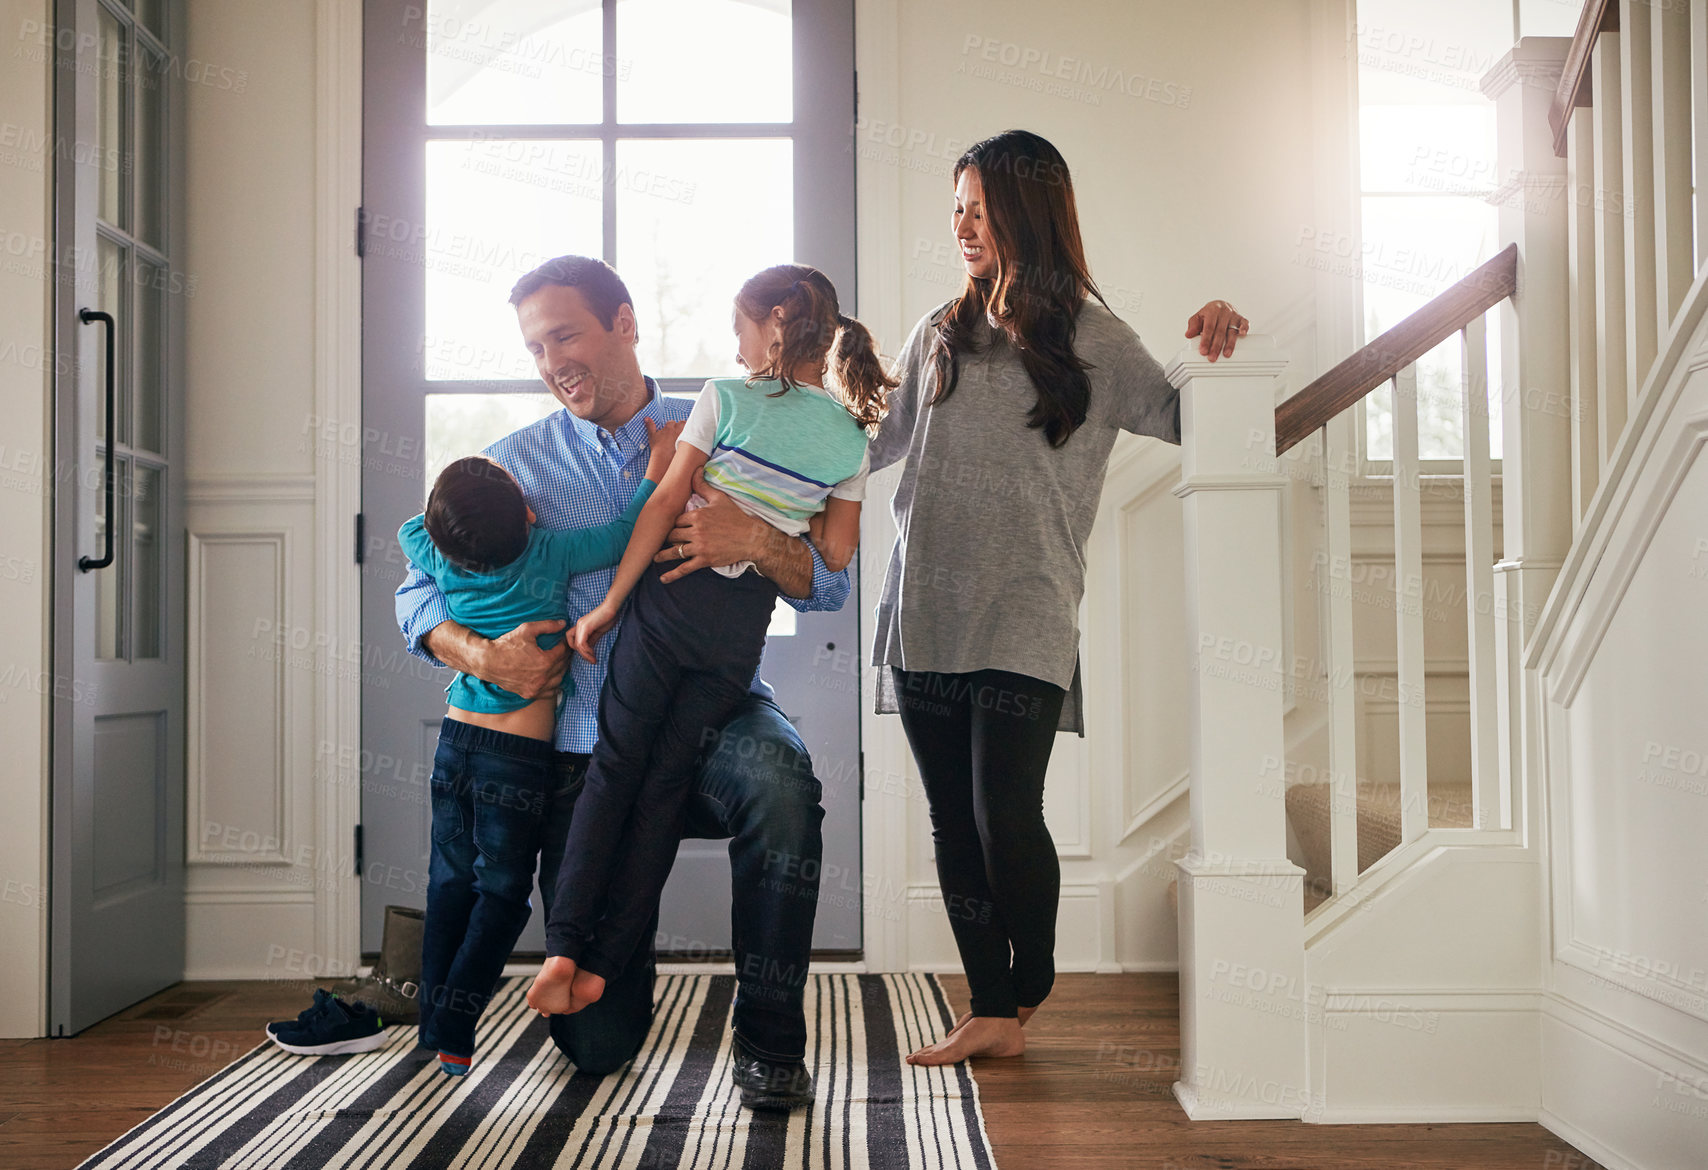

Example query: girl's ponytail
[830,312,894,429]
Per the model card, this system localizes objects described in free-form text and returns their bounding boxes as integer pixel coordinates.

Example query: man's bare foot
[946,1004,1038,1036]
[570,967,606,1009]
[906,1016,1025,1066]
[526,956,581,1016]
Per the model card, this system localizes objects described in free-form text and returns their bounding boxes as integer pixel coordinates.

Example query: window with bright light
[419,0,799,384]
[1354,0,1513,465]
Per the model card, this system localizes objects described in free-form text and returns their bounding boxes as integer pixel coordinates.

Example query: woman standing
[869,129,1248,1066]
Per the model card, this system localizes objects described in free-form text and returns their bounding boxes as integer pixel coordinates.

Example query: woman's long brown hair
[734,264,895,429]
[930,129,1108,447]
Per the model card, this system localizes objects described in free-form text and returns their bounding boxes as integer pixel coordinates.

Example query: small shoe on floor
[268,992,389,1056]
[265,987,340,1040]
[438,1052,472,1077]
[729,1035,815,1111]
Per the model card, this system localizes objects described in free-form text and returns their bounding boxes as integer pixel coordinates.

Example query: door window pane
[133,0,166,38]
[425,0,603,126]
[96,236,125,445]
[616,138,792,377]
[423,393,559,498]
[135,259,162,452]
[617,0,791,124]
[95,460,122,659]
[97,7,126,228]
[132,464,161,658]
[136,44,166,246]
[424,139,603,380]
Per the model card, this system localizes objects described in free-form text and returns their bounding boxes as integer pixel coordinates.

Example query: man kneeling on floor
[393,255,841,1109]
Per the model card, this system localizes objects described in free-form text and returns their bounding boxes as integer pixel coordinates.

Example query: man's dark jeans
[418,717,556,1059]
[539,693,824,1074]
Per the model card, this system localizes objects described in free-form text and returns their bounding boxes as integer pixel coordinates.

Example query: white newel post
[1165,336,1309,1121]
[1481,40,1572,825]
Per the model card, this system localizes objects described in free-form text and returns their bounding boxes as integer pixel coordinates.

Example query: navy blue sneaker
[265,987,339,1040]
[268,991,388,1056]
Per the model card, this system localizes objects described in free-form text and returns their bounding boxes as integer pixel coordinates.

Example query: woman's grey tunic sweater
[868,298,1181,727]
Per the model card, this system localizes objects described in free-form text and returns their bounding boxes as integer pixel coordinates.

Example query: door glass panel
[617,0,791,124]
[423,393,559,498]
[97,7,126,228]
[616,138,792,376]
[136,45,166,246]
[133,0,166,38]
[95,461,122,659]
[132,464,161,658]
[135,259,163,452]
[423,139,603,381]
[96,236,124,445]
[425,0,603,126]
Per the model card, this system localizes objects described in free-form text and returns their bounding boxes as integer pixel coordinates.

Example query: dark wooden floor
[0,973,1603,1169]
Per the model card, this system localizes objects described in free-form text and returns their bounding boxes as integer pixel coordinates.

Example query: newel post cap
[1164,334,1288,388]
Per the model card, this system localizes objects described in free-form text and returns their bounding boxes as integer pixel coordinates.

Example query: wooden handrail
[1548,0,1616,158]
[1273,244,1518,455]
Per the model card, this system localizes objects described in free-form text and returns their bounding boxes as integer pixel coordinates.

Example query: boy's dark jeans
[539,693,825,1074]
[417,717,556,1059]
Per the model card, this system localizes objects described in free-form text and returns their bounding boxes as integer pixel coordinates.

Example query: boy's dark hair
[508,254,634,329]
[424,456,529,573]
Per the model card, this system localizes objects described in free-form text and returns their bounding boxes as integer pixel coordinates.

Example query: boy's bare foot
[906,1016,1025,1066]
[526,956,581,1016]
[570,967,606,1009]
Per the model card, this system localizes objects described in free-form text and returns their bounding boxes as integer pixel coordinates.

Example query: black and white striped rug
[79,973,998,1169]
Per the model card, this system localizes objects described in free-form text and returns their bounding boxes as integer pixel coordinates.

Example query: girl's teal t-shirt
[397,479,655,714]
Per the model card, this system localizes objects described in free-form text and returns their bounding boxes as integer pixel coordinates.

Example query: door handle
[78,307,115,573]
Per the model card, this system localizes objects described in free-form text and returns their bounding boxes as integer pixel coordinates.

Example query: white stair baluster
[1591,33,1629,471]
[1391,365,1428,846]
[1566,110,1600,528]
[1321,413,1358,894]
[1620,3,1659,401]
[1653,0,1695,326]
[1461,317,1500,830]
[1692,0,1708,269]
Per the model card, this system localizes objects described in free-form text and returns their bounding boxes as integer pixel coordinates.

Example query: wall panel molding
[186,530,290,866]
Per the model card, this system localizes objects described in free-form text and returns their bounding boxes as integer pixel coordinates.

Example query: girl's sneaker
[268,993,389,1056]
[438,1052,472,1077]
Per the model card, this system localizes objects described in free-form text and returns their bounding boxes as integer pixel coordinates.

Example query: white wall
[0,0,54,1038]
[1531,289,1708,1166]
[854,0,1325,973]
[180,0,361,980]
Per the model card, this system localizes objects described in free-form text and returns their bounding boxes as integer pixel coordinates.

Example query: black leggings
[891,667,1067,1018]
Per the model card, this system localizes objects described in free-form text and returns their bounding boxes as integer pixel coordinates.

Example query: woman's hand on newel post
[1185,300,1249,362]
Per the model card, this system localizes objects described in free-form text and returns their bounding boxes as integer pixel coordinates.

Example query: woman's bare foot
[946,1003,1039,1036]
[906,1016,1025,1066]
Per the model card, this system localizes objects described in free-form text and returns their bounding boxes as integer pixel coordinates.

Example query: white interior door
[50,0,188,1034]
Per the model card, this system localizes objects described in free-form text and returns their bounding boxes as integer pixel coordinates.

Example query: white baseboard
[1313,1104,1539,1124]
[1172,1080,1303,1121]
[1541,995,1708,1168]
[1538,1109,1641,1170]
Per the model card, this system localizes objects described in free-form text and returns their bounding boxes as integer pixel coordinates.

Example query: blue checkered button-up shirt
[395,378,851,753]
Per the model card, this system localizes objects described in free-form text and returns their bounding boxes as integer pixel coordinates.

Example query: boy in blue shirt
[400,417,679,1075]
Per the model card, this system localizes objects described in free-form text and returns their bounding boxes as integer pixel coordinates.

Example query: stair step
[1164,781,1475,917]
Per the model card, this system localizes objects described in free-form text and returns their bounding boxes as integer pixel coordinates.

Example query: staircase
[1168,0,1708,1127]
